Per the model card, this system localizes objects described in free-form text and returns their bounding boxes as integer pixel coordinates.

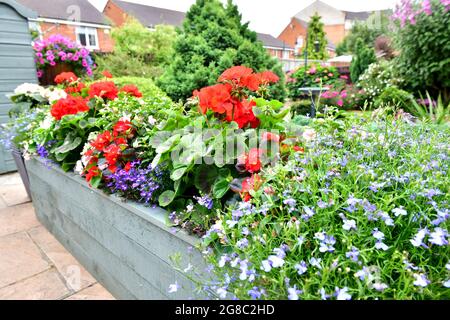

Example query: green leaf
[54,135,82,154]
[212,178,230,199]
[90,176,102,189]
[194,165,218,194]
[155,134,180,154]
[170,166,188,181]
[159,190,175,207]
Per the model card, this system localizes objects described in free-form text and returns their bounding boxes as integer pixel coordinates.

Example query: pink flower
[308,67,317,75]
[337,99,344,107]
[340,90,348,99]
[328,73,334,77]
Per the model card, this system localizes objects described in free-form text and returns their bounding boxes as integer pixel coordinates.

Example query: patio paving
[0,172,115,300]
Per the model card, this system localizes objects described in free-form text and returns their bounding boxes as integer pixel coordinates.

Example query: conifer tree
[350,38,377,83]
[158,0,285,102]
[305,13,328,60]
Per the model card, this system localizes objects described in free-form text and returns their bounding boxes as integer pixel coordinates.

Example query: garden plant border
[25,157,203,300]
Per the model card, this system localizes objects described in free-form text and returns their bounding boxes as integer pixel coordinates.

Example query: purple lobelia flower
[194,195,214,210]
[345,247,360,262]
[105,161,167,204]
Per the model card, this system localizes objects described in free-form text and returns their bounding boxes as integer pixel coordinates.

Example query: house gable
[294,0,346,25]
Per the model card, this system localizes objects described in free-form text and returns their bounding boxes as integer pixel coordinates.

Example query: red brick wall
[278,18,307,55]
[103,0,130,27]
[39,22,113,53]
[279,18,347,57]
[324,25,346,48]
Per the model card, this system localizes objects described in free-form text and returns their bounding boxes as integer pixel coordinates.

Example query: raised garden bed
[25,157,203,300]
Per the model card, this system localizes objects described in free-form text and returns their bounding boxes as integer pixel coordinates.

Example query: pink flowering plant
[287,63,341,99]
[33,35,95,78]
[392,0,450,101]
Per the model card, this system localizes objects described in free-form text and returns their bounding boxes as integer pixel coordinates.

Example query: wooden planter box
[39,63,74,86]
[25,157,203,300]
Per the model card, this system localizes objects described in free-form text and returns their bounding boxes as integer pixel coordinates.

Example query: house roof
[16,0,109,25]
[112,0,185,28]
[257,33,293,50]
[343,11,371,21]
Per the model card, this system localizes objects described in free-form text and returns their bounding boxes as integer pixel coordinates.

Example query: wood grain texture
[26,158,206,300]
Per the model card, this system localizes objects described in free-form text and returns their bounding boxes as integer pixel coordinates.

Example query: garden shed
[0,0,37,173]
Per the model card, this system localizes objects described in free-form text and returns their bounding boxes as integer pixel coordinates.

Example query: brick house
[103,0,294,60]
[278,0,380,57]
[16,0,113,52]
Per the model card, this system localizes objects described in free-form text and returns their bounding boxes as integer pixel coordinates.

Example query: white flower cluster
[13,83,67,103]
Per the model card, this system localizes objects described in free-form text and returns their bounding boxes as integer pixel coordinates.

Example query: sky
[89,0,399,36]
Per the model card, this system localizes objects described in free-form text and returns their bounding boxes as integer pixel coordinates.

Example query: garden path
[0,172,115,300]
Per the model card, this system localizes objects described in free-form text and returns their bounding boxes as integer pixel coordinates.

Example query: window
[76,27,99,50]
[282,50,290,60]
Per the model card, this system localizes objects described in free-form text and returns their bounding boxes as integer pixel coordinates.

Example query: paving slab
[0,269,70,300]
[28,226,97,291]
[0,183,30,207]
[65,283,115,300]
[0,232,51,288]
[0,203,39,237]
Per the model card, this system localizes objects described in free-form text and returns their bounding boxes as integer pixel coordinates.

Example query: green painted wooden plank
[0,18,28,33]
[0,68,36,80]
[26,158,207,300]
[29,174,200,299]
[0,31,32,45]
[0,44,35,57]
[0,56,35,68]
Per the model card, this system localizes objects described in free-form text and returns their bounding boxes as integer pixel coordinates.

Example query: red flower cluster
[54,72,78,84]
[193,66,279,129]
[218,66,279,91]
[238,148,264,173]
[88,81,118,100]
[84,120,135,182]
[241,174,263,202]
[50,96,89,120]
[65,82,86,94]
[113,119,133,137]
[102,70,113,78]
[120,85,143,98]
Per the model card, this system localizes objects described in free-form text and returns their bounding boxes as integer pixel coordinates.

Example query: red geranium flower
[231,99,260,129]
[262,132,280,142]
[102,70,113,78]
[113,120,133,137]
[218,66,262,92]
[55,72,78,84]
[64,82,85,94]
[50,96,89,120]
[88,81,118,100]
[120,85,143,98]
[193,83,233,115]
[90,131,113,151]
[256,71,279,86]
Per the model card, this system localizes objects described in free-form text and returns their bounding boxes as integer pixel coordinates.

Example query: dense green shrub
[287,63,340,99]
[350,39,376,83]
[112,77,168,99]
[158,0,285,102]
[392,0,450,102]
[304,14,328,60]
[94,19,176,79]
[357,60,403,107]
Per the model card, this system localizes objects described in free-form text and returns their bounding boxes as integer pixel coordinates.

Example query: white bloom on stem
[302,129,317,142]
